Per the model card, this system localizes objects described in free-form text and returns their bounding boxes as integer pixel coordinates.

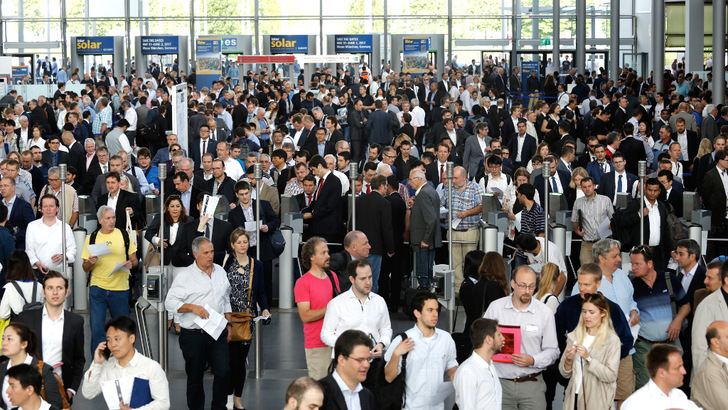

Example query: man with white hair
[324,154,349,196]
[702,104,720,141]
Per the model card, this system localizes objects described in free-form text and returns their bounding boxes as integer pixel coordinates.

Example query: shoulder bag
[230,261,256,342]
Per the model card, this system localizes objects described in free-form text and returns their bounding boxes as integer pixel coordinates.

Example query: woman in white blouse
[0,250,43,320]
[25,126,46,152]
[143,195,188,333]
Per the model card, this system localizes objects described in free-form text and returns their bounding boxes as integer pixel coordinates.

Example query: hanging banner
[172,83,188,153]
[270,35,309,54]
[403,37,431,75]
[334,35,373,53]
[520,61,540,88]
[141,36,180,54]
[75,36,115,55]
[196,38,222,90]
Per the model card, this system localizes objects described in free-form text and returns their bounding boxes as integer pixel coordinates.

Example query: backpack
[610,207,635,251]
[375,332,410,410]
[36,360,71,410]
[10,281,43,318]
[665,202,688,249]
[87,228,130,285]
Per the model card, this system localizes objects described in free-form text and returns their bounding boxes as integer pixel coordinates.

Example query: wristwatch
[226,322,233,328]
[586,356,592,364]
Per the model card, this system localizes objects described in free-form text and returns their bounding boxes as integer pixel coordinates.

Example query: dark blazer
[173,218,234,267]
[0,355,63,410]
[506,133,537,169]
[307,173,344,238]
[617,137,647,176]
[6,196,35,249]
[597,171,639,204]
[150,147,187,167]
[409,183,441,248]
[328,129,344,144]
[386,192,407,249]
[66,141,85,175]
[425,161,448,186]
[500,117,519,146]
[661,180,684,218]
[222,256,270,311]
[671,130,700,165]
[328,249,353,292]
[41,150,70,168]
[82,155,101,194]
[701,167,727,229]
[459,278,506,337]
[203,176,237,207]
[28,165,46,198]
[696,152,717,195]
[367,109,394,145]
[95,189,143,230]
[623,198,670,266]
[16,308,86,393]
[349,109,366,142]
[143,214,187,265]
[166,186,202,219]
[585,160,613,186]
[533,170,573,208]
[355,192,395,256]
[302,139,336,158]
[188,137,218,168]
[228,200,280,261]
[319,373,375,410]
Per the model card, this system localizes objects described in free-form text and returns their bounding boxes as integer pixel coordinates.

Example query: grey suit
[410,183,441,287]
[462,134,488,179]
[669,111,698,134]
[702,114,719,141]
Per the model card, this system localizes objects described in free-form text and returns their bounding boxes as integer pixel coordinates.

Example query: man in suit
[244,166,281,216]
[41,135,69,168]
[692,320,728,410]
[499,106,521,147]
[171,172,202,219]
[671,117,699,166]
[612,97,630,132]
[0,177,35,249]
[425,83,446,125]
[94,172,142,230]
[463,122,489,179]
[657,170,684,217]
[189,125,217,169]
[203,159,237,207]
[692,267,728,380]
[303,128,336,159]
[508,66,522,93]
[533,155,573,208]
[506,120,537,169]
[90,155,142,199]
[328,230,371,293]
[348,100,366,164]
[425,143,452,186]
[318,330,376,410]
[669,102,698,134]
[61,131,84,175]
[702,104,720,141]
[367,100,394,146]
[302,155,343,243]
[294,174,317,212]
[623,178,671,270]
[696,135,725,194]
[17,271,85,402]
[151,134,187,167]
[598,152,639,205]
[585,144,613,186]
[701,150,728,258]
[556,145,576,175]
[355,175,394,294]
[173,191,234,267]
[408,168,441,288]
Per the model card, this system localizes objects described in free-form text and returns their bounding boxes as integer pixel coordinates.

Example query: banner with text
[196,38,222,90]
[269,35,309,54]
[75,36,115,55]
[334,35,373,53]
[141,36,179,54]
[403,37,431,75]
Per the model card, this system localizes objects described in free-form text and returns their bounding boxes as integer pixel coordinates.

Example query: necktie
[551,176,559,193]
[307,194,312,205]
[213,180,219,195]
[52,152,57,166]
[440,164,444,182]
[316,177,325,198]
[617,174,623,193]
[205,224,211,240]
[202,139,206,154]
[366,184,371,194]
[600,163,605,173]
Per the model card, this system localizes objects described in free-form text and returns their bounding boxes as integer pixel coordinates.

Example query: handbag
[143,236,162,270]
[270,230,285,257]
[230,262,256,342]
[125,209,138,249]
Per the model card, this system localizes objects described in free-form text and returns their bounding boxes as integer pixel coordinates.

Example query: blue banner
[196,38,222,91]
[270,35,308,54]
[75,36,115,55]
[141,36,179,54]
[403,37,431,75]
[520,61,540,87]
[334,35,373,53]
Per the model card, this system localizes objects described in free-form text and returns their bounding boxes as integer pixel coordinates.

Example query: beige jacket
[559,331,620,410]
[691,351,728,410]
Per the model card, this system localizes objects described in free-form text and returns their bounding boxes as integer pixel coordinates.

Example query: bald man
[691,321,728,409]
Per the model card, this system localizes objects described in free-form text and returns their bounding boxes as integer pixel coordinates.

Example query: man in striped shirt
[572,176,614,266]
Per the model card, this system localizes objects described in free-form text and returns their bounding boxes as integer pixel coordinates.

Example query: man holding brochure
[81,315,170,410]
[81,205,139,354]
[165,236,232,410]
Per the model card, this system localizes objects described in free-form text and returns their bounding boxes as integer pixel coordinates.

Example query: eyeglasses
[47,178,59,182]
[515,282,536,291]
[346,355,374,364]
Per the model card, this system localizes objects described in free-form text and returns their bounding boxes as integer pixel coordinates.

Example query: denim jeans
[367,254,383,293]
[414,248,435,288]
[89,286,130,354]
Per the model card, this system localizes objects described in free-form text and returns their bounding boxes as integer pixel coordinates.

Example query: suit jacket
[0,355,63,410]
[143,214,186,265]
[556,158,574,175]
[597,171,639,204]
[173,218,234,267]
[204,176,237,207]
[66,141,85,174]
[509,73,522,92]
[692,349,728,410]
[16,308,86,392]
[696,152,718,195]
[319,373,375,410]
[701,168,727,229]
[617,137,647,176]
[328,249,353,292]
[189,137,218,168]
[585,160,613,186]
[500,117,518,146]
[150,147,187,167]
[672,130,700,164]
[95,190,142,230]
[623,198,670,263]
[303,139,336,158]
[533,170,573,208]
[355,192,395,256]
[506,134,537,169]
[349,109,366,142]
[41,150,70,168]
[692,289,728,377]
[409,183,442,248]
[702,114,720,141]
[669,111,698,134]
[228,200,280,261]
[307,173,343,237]
[166,186,202,219]
[662,181,684,218]
[462,135,486,179]
[6,196,35,249]
[386,192,407,248]
[367,109,394,145]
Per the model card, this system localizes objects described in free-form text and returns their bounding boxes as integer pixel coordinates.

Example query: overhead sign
[196,38,221,90]
[299,55,361,64]
[141,36,179,54]
[199,36,246,54]
[403,37,431,75]
[540,38,551,46]
[11,66,28,77]
[334,35,373,53]
[238,55,295,64]
[75,36,115,55]
[270,35,308,54]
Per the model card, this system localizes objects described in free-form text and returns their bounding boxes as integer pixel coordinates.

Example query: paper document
[87,243,112,257]
[244,221,258,232]
[451,218,462,230]
[108,263,130,277]
[598,217,612,239]
[489,187,503,197]
[194,304,227,340]
[439,206,448,218]
[627,313,641,344]
[514,211,522,232]
[201,195,220,218]
[253,314,271,323]
[100,376,134,410]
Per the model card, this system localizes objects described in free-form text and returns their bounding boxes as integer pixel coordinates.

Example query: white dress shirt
[2,354,33,409]
[26,218,77,272]
[676,131,688,161]
[81,349,171,410]
[621,379,700,410]
[332,369,363,410]
[320,289,392,353]
[165,262,231,330]
[644,199,661,246]
[224,157,244,181]
[41,305,64,376]
[454,352,502,409]
[680,262,699,293]
[107,191,119,211]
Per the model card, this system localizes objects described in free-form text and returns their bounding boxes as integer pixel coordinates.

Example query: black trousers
[379,246,407,311]
[179,328,230,410]
[228,342,252,397]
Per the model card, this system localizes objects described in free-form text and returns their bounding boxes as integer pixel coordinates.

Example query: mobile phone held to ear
[103,345,111,360]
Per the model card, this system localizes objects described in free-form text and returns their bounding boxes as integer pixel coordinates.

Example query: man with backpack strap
[81,205,138,354]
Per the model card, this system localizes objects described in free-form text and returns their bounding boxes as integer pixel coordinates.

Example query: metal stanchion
[349,163,358,231]
[59,164,67,270]
[542,162,551,262]
[446,162,454,270]
[73,227,87,310]
[253,163,264,379]
[157,163,168,371]
[279,227,294,309]
[638,161,647,246]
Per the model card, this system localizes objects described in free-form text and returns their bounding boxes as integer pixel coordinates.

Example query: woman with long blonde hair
[535,262,561,313]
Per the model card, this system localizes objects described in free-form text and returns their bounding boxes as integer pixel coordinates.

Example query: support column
[713,0,726,104]
[610,0,619,78]
[685,0,704,73]
[652,0,665,93]
[190,0,196,61]
[319,0,323,58]
[576,0,586,74]
[124,0,131,76]
[511,0,519,71]
[61,0,67,66]
[254,0,260,54]
[553,0,560,74]
[448,0,453,70]
[384,0,388,66]
[532,1,539,40]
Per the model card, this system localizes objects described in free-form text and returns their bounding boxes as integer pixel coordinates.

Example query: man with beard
[454,318,506,409]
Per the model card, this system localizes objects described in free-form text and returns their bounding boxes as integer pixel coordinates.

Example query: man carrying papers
[81,205,138,354]
[165,236,232,410]
[81,316,170,410]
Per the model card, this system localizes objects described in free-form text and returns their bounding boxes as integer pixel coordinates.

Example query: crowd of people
[0,52,722,410]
